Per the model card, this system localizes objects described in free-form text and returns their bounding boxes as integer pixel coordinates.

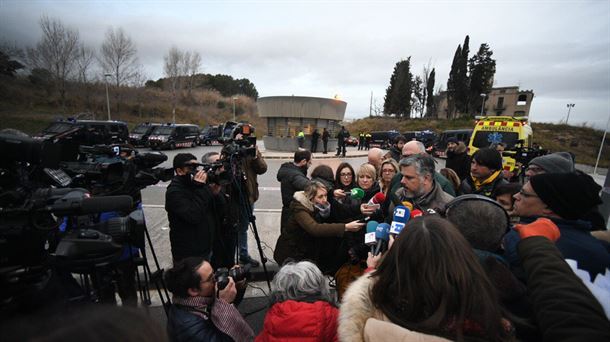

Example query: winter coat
[339,274,451,342]
[388,171,456,199]
[277,162,310,209]
[387,146,402,163]
[517,236,610,341]
[274,191,346,266]
[445,142,471,181]
[242,148,268,204]
[459,172,507,198]
[504,217,610,281]
[165,175,222,261]
[388,180,454,216]
[322,130,330,142]
[337,129,350,145]
[167,305,232,342]
[256,300,339,341]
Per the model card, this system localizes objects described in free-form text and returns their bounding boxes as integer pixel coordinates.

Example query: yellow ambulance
[468,116,533,178]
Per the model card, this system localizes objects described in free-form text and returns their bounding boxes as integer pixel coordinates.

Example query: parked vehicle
[402,130,437,148]
[129,122,162,147]
[345,136,359,146]
[36,119,129,146]
[199,125,222,145]
[433,129,473,158]
[369,130,400,149]
[148,123,200,150]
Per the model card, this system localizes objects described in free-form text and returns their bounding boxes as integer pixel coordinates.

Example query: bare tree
[27,15,79,110]
[1,39,26,61]
[131,65,147,118]
[164,46,183,123]
[421,60,433,118]
[185,51,201,96]
[75,44,96,83]
[99,27,138,116]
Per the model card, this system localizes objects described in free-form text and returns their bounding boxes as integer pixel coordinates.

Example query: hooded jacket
[277,162,310,209]
[445,142,470,181]
[242,148,267,204]
[274,191,346,266]
[256,300,339,341]
[459,171,507,198]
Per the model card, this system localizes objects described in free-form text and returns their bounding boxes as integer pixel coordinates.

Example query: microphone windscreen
[411,209,424,218]
[366,220,379,233]
[402,201,414,211]
[372,192,386,204]
[350,187,365,200]
[80,195,133,214]
[390,205,410,235]
[375,223,391,241]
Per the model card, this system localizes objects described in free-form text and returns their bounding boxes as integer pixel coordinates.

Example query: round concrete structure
[258,96,347,152]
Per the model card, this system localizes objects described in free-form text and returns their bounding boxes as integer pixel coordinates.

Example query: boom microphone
[390,205,410,235]
[364,220,379,253]
[373,223,390,256]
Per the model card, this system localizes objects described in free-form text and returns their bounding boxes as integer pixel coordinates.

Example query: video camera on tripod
[221,122,257,158]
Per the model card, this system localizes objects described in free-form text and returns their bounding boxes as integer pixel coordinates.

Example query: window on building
[517,94,528,106]
[497,97,504,109]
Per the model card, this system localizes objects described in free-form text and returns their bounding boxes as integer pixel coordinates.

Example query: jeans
[238,205,252,259]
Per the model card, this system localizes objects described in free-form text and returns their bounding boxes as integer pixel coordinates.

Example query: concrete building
[436,86,534,118]
[258,95,347,151]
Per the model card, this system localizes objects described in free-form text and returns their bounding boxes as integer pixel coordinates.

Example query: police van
[468,116,533,177]
[148,123,201,150]
[129,122,162,147]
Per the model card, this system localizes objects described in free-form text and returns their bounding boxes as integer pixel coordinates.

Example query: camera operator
[221,131,268,268]
[165,257,254,342]
[165,153,223,264]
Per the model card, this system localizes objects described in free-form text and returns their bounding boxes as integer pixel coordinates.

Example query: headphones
[440,194,512,233]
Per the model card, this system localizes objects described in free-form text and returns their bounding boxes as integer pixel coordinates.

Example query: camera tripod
[227,154,272,291]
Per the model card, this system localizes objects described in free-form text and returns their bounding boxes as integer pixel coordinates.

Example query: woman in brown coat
[274,181,364,267]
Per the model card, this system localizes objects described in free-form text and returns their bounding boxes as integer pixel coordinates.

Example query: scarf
[314,202,331,218]
[172,295,254,341]
[472,170,502,191]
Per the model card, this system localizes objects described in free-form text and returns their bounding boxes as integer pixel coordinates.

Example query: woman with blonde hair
[274,181,364,267]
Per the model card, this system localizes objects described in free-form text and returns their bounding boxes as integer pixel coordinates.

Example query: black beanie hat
[173,153,197,170]
[529,173,602,220]
[473,147,503,171]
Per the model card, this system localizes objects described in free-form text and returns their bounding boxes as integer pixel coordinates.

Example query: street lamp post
[566,103,575,124]
[479,93,486,116]
[104,73,112,120]
[232,96,238,122]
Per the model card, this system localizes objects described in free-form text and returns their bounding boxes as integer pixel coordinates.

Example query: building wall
[435,86,534,118]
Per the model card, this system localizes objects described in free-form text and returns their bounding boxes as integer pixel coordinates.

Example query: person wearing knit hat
[525,152,575,177]
[509,173,610,280]
[459,147,507,198]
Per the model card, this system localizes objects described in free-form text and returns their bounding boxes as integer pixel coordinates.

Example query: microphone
[348,187,365,200]
[364,220,379,253]
[367,192,386,207]
[401,201,414,211]
[373,223,390,256]
[410,209,423,218]
[390,205,410,235]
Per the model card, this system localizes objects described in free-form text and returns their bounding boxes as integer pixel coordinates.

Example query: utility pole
[369,91,373,117]
[566,103,575,124]
[104,73,112,120]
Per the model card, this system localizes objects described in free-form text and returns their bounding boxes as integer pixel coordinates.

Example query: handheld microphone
[390,205,410,235]
[366,192,386,210]
[349,187,365,200]
[373,223,390,256]
[364,220,379,253]
[410,209,423,218]
[401,201,414,211]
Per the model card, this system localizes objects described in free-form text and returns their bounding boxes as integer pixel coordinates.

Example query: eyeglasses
[518,189,539,198]
[340,172,352,177]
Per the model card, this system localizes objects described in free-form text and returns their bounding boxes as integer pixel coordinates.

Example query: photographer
[166,153,223,263]
[165,257,254,342]
[221,129,268,268]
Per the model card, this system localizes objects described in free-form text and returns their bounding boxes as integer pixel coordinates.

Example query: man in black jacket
[445,137,470,181]
[277,150,312,231]
[166,153,224,263]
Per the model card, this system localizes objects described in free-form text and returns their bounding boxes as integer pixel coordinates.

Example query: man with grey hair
[367,147,384,173]
[387,140,456,197]
[257,261,338,340]
[391,154,453,212]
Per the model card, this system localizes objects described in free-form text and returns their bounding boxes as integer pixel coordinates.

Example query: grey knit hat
[529,152,574,173]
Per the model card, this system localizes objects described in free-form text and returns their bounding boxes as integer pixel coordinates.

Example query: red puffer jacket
[256,300,339,341]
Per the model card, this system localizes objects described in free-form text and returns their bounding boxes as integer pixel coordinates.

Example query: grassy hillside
[345,117,609,168]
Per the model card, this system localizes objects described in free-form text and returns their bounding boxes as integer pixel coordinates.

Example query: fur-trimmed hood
[293,191,314,212]
[338,274,380,342]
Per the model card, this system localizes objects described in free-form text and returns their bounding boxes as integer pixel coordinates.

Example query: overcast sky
[1,0,609,129]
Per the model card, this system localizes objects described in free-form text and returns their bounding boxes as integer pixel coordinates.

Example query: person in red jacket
[256,261,339,341]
